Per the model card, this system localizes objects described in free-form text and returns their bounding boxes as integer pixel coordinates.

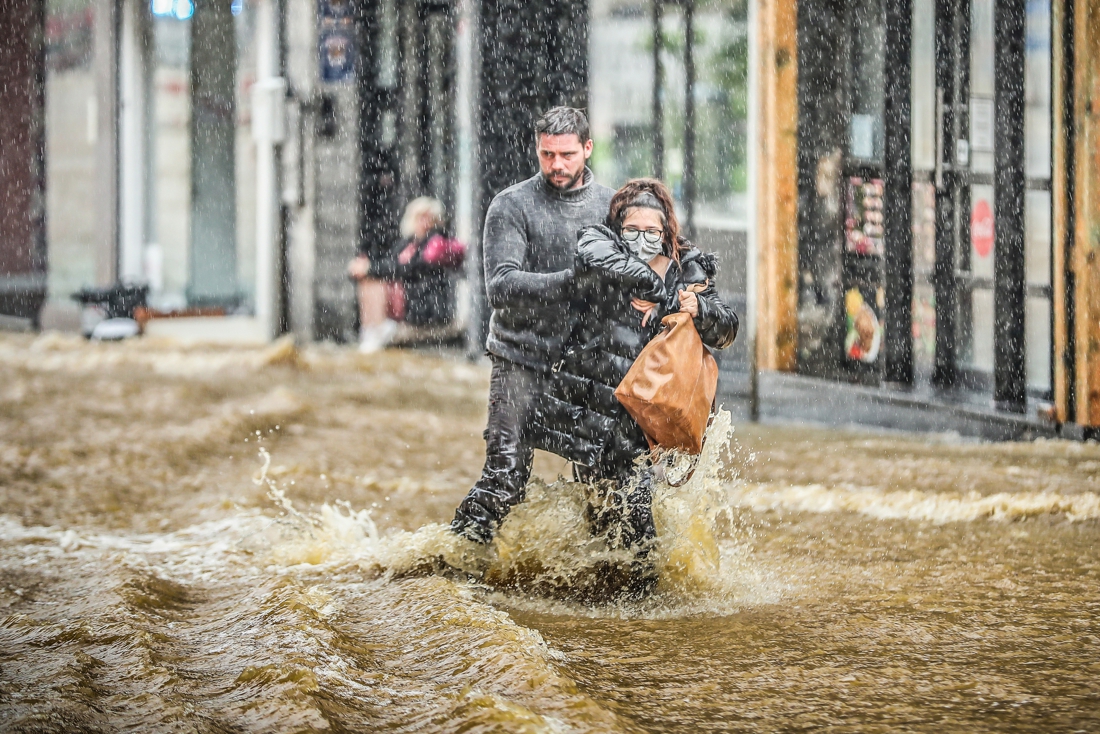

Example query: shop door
[588,0,751,376]
[932,0,996,391]
[932,0,1046,409]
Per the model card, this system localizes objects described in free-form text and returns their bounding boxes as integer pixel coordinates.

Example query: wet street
[1,333,1098,732]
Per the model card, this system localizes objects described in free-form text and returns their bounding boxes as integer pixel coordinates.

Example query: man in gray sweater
[452,107,614,544]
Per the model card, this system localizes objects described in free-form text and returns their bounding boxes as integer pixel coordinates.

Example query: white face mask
[631,237,664,261]
[622,225,665,261]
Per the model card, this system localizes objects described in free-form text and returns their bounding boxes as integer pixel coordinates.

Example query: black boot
[620,469,656,549]
[450,513,494,545]
[621,469,658,598]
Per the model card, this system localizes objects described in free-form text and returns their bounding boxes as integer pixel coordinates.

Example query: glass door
[1023,0,1052,399]
[933,0,1052,402]
[959,0,996,385]
[840,0,887,383]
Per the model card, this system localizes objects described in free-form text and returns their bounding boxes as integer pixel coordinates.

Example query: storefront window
[148,0,257,311]
[589,1,655,186]
[964,182,996,372]
[911,0,936,381]
[1024,0,1052,393]
[910,0,935,172]
[1025,0,1051,180]
[589,0,747,213]
[589,0,749,336]
[693,0,748,225]
[45,0,98,305]
[912,182,937,377]
[848,0,885,164]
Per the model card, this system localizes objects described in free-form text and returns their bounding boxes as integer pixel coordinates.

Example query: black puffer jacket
[533,225,739,475]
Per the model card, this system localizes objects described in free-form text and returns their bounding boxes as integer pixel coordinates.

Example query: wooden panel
[755,0,799,372]
[1073,0,1100,425]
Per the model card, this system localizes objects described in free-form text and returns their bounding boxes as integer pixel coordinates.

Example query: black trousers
[451,357,543,543]
[451,357,654,545]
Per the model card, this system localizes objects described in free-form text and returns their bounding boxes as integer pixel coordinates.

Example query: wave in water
[730,482,1100,523]
[0,514,637,732]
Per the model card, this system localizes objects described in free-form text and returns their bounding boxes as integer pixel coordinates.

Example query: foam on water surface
[731,481,1100,523]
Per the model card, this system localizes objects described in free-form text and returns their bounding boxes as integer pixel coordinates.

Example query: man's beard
[543,168,584,191]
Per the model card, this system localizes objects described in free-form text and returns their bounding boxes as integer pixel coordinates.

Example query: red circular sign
[971,199,994,258]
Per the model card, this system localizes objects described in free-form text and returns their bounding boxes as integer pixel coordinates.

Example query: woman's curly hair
[605,178,688,262]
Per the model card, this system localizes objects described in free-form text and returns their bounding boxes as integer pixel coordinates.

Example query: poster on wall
[845,177,885,256]
[319,0,355,82]
[319,30,355,82]
[844,285,884,364]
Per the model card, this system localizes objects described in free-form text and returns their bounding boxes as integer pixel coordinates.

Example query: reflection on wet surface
[1,334,1098,732]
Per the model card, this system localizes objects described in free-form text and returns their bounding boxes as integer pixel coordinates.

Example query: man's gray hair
[534,106,591,144]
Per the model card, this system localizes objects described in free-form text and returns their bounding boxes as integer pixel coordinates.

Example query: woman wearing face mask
[538,178,738,591]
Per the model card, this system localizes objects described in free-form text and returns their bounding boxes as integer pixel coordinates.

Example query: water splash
[248,410,770,613]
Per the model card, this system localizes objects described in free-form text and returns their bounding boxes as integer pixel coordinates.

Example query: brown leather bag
[614,308,718,455]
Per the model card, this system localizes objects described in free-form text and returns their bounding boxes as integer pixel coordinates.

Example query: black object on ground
[70,284,149,320]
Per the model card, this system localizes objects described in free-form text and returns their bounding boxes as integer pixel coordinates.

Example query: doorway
[932,0,1052,409]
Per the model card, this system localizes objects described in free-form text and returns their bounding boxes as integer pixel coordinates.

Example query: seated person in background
[347,196,465,353]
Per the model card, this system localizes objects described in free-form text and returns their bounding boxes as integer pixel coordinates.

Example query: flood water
[1,334,1098,732]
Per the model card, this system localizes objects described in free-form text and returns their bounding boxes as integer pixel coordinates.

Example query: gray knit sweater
[483,168,614,370]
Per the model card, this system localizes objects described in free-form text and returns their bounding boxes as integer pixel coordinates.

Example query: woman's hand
[631,298,659,327]
[347,255,371,280]
[678,289,699,317]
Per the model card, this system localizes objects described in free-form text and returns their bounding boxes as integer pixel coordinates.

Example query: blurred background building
[0,0,1098,437]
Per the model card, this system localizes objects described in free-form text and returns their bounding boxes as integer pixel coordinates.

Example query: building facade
[3,0,1098,437]
[754,0,1100,437]
[4,0,752,350]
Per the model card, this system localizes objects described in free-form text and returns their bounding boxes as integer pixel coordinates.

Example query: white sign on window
[850,114,876,160]
[970,98,995,151]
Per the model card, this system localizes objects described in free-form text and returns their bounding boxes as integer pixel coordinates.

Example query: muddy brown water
[1,333,1098,732]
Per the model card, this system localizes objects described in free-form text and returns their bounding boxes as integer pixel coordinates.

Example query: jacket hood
[680,248,717,277]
